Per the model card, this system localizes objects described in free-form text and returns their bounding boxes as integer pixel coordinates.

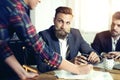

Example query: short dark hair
[112,11,120,19]
[55,6,73,18]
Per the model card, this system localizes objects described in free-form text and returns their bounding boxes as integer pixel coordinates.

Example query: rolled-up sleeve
[0,41,13,61]
[9,2,62,68]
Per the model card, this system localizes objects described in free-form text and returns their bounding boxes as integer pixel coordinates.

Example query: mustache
[111,29,117,33]
[56,29,69,34]
[55,27,62,30]
[55,28,66,31]
[55,27,70,33]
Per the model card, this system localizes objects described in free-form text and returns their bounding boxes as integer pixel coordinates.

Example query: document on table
[54,70,113,80]
[94,60,120,69]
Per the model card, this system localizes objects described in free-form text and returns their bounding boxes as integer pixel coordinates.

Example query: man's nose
[61,25,65,29]
[38,0,41,3]
[113,25,118,29]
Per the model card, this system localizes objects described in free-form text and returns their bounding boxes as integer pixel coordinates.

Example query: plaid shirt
[0,0,62,68]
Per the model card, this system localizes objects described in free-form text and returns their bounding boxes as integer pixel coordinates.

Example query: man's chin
[111,33,119,37]
[56,34,67,39]
[111,31,117,35]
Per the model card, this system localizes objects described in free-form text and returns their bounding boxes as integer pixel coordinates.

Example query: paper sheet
[54,70,113,80]
[94,60,120,69]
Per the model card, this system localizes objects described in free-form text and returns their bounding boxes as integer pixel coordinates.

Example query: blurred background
[30,0,120,44]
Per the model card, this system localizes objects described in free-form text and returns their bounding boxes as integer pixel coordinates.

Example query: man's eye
[58,20,63,23]
[66,22,70,25]
[117,25,120,27]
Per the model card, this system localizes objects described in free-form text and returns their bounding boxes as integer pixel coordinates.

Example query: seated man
[91,12,120,59]
[37,6,100,73]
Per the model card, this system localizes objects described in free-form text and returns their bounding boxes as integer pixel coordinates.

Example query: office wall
[30,0,96,44]
[30,0,67,32]
[30,0,120,44]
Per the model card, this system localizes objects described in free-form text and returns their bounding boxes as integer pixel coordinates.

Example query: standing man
[38,6,100,73]
[91,12,120,59]
[0,0,92,79]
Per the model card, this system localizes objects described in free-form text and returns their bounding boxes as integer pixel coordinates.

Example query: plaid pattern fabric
[0,0,62,68]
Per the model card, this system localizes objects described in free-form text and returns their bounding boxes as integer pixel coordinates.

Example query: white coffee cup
[103,58,115,70]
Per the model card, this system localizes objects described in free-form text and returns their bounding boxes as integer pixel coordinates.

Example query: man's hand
[88,51,100,64]
[77,64,93,75]
[103,51,120,59]
[74,55,88,65]
[72,52,100,65]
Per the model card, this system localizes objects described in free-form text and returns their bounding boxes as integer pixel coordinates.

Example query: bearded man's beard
[111,29,120,37]
[55,29,69,39]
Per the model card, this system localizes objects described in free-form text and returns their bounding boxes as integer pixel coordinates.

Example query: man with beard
[38,6,100,73]
[0,0,93,79]
[91,11,120,59]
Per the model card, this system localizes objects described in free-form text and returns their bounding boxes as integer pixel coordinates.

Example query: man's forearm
[58,59,93,75]
[5,55,27,79]
[58,59,80,74]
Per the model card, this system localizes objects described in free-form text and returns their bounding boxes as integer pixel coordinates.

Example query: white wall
[30,0,120,44]
[30,0,67,32]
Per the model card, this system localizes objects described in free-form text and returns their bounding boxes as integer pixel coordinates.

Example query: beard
[55,28,70,39]
[111,29,120,37]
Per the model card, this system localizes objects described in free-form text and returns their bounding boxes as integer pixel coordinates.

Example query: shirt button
[54,66,56,68]
[50,65,53,67]
[47,62,50,65]
[44,59,48,62]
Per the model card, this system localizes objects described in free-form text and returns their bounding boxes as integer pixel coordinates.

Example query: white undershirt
[112,36,120,51]
[59,38,68,59]
[101,36,120,56]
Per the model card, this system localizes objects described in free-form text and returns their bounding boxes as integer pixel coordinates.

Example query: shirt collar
[112,36,120,43]
[58,35,68,42]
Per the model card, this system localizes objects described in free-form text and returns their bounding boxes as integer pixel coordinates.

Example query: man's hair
[112,11,120,19]
[55,6,73,18]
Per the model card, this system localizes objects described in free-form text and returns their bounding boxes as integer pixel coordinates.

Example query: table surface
[24,60,120,80]
[94,67,120,80]
[31,66,120,80]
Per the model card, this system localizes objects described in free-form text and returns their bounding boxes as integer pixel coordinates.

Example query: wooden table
[23,62,120,80]
[94,67,120,80]
[29,66,119,80]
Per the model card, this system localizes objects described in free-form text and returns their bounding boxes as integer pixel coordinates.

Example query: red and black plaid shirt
[0,0,62,68]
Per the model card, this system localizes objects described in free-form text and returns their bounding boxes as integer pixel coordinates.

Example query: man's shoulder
[39,26,54,34]
[97,30,110,36]
[96,30,111,39]
[69,28,82,38]
[38,26,56,40]
[39,29,49,34]
[70,28,80,33]
[71,28,79,31]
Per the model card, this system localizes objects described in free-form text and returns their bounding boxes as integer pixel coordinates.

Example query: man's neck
[112,35,120,41]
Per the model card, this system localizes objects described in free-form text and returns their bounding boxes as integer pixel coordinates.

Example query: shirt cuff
[44,52,62,68]
[101,52,107,56]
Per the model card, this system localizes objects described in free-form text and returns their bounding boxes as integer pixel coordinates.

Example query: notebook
[54,70,113,80]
